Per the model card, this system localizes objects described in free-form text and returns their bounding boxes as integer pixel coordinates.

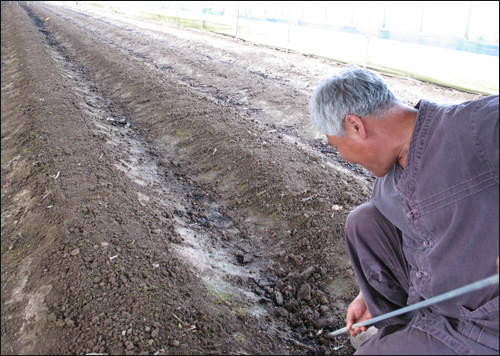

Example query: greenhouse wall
[64,1,498,94]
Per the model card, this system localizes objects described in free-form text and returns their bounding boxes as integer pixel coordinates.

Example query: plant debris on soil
[1,2,481,355]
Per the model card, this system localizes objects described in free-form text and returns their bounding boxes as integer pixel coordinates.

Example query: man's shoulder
[417,95,498,113]
[415,95,498,133]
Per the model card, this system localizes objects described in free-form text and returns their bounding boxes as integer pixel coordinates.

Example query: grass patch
[235,333,246,344]
[176,130,190,139]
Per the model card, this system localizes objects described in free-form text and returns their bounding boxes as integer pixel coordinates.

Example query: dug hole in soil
[1,2,481,355]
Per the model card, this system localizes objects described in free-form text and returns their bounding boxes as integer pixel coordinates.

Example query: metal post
[364,3,373,69]
[419,1,425,34]
[382,1,387,32]
[464,1,472,40]
[286,3,291,53]
[351,2,355,31]
[235,1,240,39]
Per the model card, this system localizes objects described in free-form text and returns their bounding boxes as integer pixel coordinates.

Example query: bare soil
[1,2,480,355]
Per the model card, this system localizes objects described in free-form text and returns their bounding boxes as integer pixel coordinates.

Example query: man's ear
[345,115,367,139]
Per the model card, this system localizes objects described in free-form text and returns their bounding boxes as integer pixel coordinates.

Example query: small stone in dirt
[47,312,57,322]
[275,307,289,318]
[171,340,180,347]
[315,317,334,329]
[70,248,80,256]
[275,290,284,306]
[124,341,134,350]
[301,266,315,280]
[318,337,330,345]
[236,252,254,264]
[158,159,169,166]
[340,191,354,204]
[285,299,299,312]
[151,329,159,338]
[319,295,329,305]
[298,283,312,301]
[287,254,303,265]
[243,253,254,264]
[56,319,66,327]
[319,305,330,315]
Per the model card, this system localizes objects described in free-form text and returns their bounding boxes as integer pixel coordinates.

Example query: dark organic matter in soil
[1,2,480,355]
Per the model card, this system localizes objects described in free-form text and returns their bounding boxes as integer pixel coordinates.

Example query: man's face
[325,134,393,177]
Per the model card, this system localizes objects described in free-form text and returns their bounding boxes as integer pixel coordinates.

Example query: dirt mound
[1,2,479,355]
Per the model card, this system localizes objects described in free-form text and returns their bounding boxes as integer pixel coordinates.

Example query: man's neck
[395,105,418,169]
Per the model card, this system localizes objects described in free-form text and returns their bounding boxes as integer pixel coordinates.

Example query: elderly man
[309,68,499,354]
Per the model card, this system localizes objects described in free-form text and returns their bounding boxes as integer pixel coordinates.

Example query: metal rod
[326,274,499,338]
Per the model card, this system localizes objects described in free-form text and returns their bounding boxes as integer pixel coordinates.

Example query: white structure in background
[55,1,499,94]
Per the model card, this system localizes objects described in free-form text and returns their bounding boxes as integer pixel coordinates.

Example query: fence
[59,1,499,94]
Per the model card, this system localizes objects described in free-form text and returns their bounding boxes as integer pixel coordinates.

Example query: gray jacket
[371,95,499,353]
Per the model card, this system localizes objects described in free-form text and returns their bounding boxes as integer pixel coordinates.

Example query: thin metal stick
[326,274,499,338]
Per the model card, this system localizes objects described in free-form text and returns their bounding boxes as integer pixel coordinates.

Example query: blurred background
[53,1,499,94]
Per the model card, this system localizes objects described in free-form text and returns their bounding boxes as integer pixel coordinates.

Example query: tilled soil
[1,2,479,355]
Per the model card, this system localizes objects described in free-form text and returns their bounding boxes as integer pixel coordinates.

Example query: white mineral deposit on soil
[1,2,479,355]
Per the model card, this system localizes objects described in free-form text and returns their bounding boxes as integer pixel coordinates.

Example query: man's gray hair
[309,68,398,137]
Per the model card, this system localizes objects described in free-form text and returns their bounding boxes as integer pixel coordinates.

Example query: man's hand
[346,291,372,336]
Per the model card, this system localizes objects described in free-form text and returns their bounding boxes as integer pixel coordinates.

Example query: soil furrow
[2,2,478,355]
